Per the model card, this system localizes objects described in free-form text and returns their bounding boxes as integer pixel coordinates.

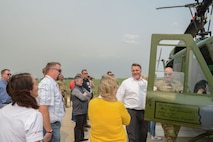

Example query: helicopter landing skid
[188,131,213,142]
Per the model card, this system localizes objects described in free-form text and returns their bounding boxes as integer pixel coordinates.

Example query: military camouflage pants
[161,123,180,142]
[62,92,68,107]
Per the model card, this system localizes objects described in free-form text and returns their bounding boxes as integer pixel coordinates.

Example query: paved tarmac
[61,101,213,142]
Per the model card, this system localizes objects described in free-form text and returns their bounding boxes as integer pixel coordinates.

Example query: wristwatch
[46,129,53,133]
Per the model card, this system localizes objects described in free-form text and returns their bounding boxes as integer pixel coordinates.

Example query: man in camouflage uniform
[57,74,69,107]
[155,67,183,142]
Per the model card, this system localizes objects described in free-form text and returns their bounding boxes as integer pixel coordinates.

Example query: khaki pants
[161,123,180,142]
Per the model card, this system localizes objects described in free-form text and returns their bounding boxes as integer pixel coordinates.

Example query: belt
[51,121,60,124]
[127,108,144,111]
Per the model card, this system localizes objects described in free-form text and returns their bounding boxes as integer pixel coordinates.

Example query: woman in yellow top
[88,75,130,142]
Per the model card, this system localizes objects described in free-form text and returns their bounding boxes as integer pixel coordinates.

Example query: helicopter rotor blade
[156,3,197,10]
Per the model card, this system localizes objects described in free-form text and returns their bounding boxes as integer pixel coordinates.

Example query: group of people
[0,61,183,142]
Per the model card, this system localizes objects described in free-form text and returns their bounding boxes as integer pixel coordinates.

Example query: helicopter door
[145,34,213,130]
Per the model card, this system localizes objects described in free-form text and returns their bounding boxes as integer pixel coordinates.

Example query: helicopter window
[199,45,213,75]
[193,80,208,94]
[188,51,211,94]
[155,43,185,72]
[159,40,185,46]
[154,44,184,93]
[154,70,184,93]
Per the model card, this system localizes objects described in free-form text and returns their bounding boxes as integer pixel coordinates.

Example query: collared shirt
[37,75,65,123]
[0,79,11,108]
[116,77,147,110]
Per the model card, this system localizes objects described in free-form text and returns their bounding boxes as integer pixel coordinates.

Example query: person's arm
[39,105,52,142]
[0,87,11,105]
[72,89,89,101]
[116,82,126,102]
[120,103,130,125]
[84,89,92,99]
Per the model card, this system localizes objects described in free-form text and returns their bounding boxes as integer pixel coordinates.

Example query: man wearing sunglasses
[0,69,12,108]
[155,67,183,142]
[155,67,183,93]
[37,62,65,142]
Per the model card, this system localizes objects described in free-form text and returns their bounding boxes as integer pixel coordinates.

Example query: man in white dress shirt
[116,63,148,142]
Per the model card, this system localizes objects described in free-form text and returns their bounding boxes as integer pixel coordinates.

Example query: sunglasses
[164,73,172,76]
[53,68,62,73]
[7,73,11,76]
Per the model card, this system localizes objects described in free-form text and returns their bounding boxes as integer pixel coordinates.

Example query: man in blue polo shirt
[0,69,12,108]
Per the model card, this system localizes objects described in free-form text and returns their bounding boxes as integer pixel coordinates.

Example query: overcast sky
[1,0,211,78]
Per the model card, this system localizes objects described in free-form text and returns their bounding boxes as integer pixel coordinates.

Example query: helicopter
[144,0,213,141]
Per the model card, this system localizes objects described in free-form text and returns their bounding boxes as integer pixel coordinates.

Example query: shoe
[151,135,162,141]
[148,132,150,136]
[80,138,88,141]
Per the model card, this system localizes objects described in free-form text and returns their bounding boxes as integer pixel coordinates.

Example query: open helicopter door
[145,34,213,141]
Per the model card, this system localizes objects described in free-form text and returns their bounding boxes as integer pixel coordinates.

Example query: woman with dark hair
[0,73,43,142]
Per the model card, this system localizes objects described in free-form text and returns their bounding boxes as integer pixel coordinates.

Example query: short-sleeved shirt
[37,75,65,123]
[0,104,43,142]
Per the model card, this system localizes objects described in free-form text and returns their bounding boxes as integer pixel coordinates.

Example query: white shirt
[0,104,43,142]
[116,77,147,110]
[37,75,65,123]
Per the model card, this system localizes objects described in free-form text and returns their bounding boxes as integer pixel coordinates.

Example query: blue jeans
[72,111,76,121]
[43,121,61,142]
[148,121,156,136]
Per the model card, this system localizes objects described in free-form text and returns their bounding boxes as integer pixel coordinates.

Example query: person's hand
[83,92,87,96]
[43,133,52,142]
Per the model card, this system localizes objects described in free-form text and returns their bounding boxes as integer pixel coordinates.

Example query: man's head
[81,69,88,79]
[164,67,174,82]
[1,69,11,82]
[107,71,114,77]
[74,73,83,86]
[57,74,64,81]
[44,62,61,80]
[131,63,142,80]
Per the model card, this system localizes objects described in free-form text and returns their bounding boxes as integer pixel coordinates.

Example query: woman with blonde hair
[88,75,130,142]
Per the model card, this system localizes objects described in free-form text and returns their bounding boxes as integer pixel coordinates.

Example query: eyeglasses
[52,68,62,73]
[7,73,11,76]
[164,73,172,76]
